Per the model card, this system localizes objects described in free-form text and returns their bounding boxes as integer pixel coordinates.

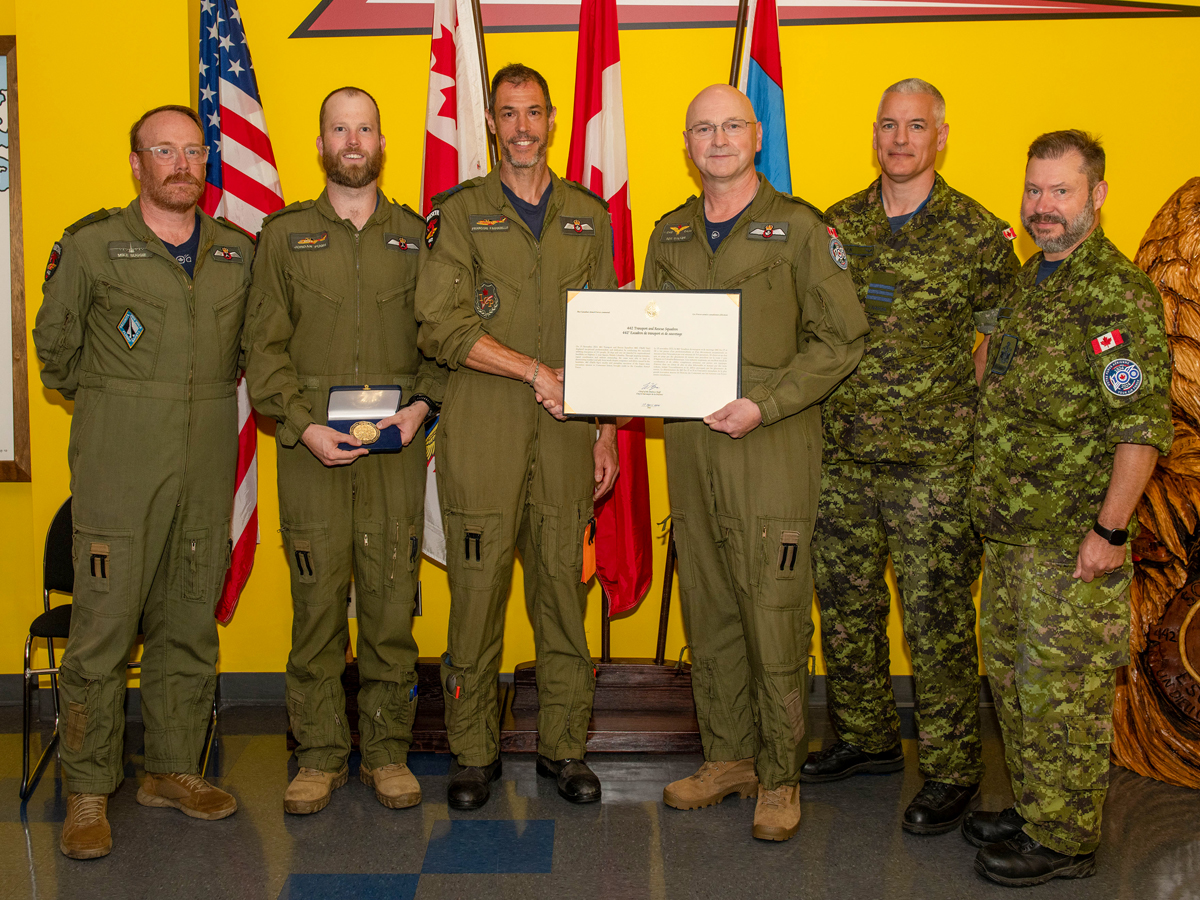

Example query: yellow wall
[8,0,1200,678]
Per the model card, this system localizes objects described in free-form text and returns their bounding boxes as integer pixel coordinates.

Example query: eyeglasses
[135,145,210,165]
[684,119,757,139]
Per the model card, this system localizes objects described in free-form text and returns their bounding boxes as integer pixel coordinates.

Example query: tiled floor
[2,703,1198,900]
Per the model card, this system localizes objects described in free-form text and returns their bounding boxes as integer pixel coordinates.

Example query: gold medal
[349,420,380,444]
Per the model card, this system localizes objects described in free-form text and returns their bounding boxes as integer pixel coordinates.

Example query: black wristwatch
[1093,521,1129,546]
[405,393,441,425]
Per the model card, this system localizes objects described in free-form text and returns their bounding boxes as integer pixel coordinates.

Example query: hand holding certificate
[562,290,741,418]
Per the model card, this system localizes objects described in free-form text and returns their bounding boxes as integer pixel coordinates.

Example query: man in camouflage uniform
[33,106,248,858]
[805,79,1018,834]
[244,88,444,815]
[968,130,1171,886]
[648,85,867,842]
[416,64,618,809]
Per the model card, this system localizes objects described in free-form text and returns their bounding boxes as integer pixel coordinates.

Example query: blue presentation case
[329,384,404,453]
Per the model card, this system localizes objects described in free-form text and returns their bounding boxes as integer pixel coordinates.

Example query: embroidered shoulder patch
[1103,358,1142,397]
[830,237,849,269]
[425,209,441,249]
[45,242,63,281]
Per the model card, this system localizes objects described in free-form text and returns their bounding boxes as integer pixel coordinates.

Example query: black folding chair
[20,497,219,799]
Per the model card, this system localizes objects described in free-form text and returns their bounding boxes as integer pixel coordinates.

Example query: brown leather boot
[284,764,349,814]
[752,783,801,841]
[360,762,422,809]
[663,758,758,810]
[60,793,112,860]
[137,772,238,820]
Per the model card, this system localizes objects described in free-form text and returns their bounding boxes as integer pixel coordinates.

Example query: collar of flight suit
[691,175,779,255]
[312,187,392,231]
[123,196,217,268]
[479,166,567,240]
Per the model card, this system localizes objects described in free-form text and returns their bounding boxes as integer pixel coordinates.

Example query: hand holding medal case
[329,385,403,453]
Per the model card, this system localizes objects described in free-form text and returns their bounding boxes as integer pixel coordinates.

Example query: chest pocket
[376,279,419,373]
[285,269,343,374]
[865,271,897,317]
[211,286,248,380]
[656,258,697,292]
[89,279,168,381]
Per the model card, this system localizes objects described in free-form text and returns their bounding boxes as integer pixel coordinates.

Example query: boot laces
[760,785,788,808]
[72,793,106,825]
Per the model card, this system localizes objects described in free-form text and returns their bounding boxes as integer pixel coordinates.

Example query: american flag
[199,0,283,624]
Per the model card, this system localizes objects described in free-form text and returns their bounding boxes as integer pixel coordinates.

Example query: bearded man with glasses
[33,104,253,859]
[645,84,867,841]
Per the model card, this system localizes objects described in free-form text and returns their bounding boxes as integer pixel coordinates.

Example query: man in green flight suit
[416,64,618,809]
[804,78,1019,834]
[33,105,249,859]
[968,131,1172,886]
[244,87,445,815]
[647,84,867,841]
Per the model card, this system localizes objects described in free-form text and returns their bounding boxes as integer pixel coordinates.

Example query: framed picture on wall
[0,36,29,482]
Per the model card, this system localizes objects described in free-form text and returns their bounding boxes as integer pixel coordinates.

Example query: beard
[1023,202,1096,255]
[500,133,546,170]
[142,171,204,213]
[323,146,383,188]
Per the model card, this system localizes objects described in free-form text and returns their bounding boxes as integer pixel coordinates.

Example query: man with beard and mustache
[968,130,1172,886]
[416,63,618,809]
[244,86,445,815]
[33,105,251,859]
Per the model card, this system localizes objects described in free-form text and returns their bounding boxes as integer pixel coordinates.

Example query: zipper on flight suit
[353,229,362,382]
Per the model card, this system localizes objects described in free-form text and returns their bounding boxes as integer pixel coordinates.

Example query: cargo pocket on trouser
[757,660,809,787]
[72,524,136,616]
[354,521,385,597]
[1063,715,1114,791]
[384,514,423,601]
[669,509,697,593]
[183,521,228,605]
[443,508,503,590]
[755,518,811,611]
[280,523,328,605]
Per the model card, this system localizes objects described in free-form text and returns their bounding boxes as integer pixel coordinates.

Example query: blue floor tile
[278,874,419,900]
[422,819,555,874]
[407,752,452,776]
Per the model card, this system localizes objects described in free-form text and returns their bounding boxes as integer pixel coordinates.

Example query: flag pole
[729,0,750,87]
[468,0,498,168]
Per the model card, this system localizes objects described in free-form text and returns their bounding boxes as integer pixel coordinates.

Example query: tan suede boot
[663,758,759,810]
[360,762,422,809]
[752,783,801,841]
[60,793,112,860]
[137,773,238,820]
[284,764,349,814]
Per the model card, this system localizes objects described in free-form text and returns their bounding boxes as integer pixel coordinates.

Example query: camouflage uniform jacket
[971,226,1174,554]
[823,173,1019,464]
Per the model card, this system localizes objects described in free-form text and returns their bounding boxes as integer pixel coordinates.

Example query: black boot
[800,740,904,783]
[902,781,980,834]
[975,833,1097,886]
[536,755,601,803]
[447,758,502,810]
[962,806,1026,848]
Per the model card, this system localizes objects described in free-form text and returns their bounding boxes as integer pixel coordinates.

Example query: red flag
[567,0,652,615]
[199,0,282,623]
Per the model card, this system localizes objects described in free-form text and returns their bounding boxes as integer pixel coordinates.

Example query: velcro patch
[846,243,874,258]
[290,232,329,251]
[660,223,693,243]
[425,209,441,249]
[117,309,144,349]
[1003,226,1017,241]
[385,233,419,252]
[1091,329,1124,354]
[747,222,788,241]
[108,241,153,260]
[470,214,510,232]
[826,225,838,239]
[211,246,243,263]
[560,216,595,236]
[1103,358,1143,397]
[830,237,849,269]
[991,334,1019,376]
[474,282,500,319]
[45,242,63,281]
[865,282,896,316]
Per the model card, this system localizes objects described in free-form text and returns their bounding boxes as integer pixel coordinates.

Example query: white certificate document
[563,290,741,418]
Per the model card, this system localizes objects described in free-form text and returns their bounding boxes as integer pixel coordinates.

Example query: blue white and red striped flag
[199,0,283,623]
[735,0,792,193]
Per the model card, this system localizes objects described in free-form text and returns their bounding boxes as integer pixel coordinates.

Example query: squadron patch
[829,237,849,270]
[117,309,144,349]
[211,246,243,263]
[45,242,63,281]
[1103,358,1143,397]
[108,241,153,260]
[290,232,329,251]
[469,214,510,232]
[424,209,441,249]
[474,282,500,319]
[560,216,595,236]
[385,234,419,252]
[660,223,694,243]
[747,222,788,241]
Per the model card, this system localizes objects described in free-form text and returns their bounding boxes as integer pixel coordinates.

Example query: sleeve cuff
[744,383,781,426]
[279,409,316,448]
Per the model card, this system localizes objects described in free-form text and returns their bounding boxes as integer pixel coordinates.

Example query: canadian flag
[1092,329,1125,354]
[567,0,653,616]
[420,0,490,214]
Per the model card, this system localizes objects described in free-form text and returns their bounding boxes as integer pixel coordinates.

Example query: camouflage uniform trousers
[812,455,983,785]
[980,539,1130,856]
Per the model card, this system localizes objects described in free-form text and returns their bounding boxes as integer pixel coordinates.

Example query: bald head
[686,84,756,130]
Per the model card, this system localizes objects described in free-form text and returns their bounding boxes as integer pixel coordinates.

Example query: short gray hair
[877,78,946,126]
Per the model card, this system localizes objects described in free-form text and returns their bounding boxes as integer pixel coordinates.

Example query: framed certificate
[563,290,741,419]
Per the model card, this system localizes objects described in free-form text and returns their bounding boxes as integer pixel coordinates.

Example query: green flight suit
[32,200,251,793]
[416,169,617,766]
[813,174,1019,785]
[643,179,868,789]
[972,227,1173,854]
[244,190,445,772]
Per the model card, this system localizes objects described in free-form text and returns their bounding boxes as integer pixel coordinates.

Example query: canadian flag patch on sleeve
[1002,226,1017,241]
[1091,329,1124,354]
[827,225,838,239]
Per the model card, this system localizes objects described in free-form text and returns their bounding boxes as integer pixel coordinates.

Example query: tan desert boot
[284,764,349,814]
[137,772,238,820]
[753,782,801,841]
[663,758,758,810]
[360,762,422,809]
[60,792,112,860]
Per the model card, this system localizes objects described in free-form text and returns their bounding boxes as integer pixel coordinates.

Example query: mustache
[1025,213,1067,226]
[164,173,203,188]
